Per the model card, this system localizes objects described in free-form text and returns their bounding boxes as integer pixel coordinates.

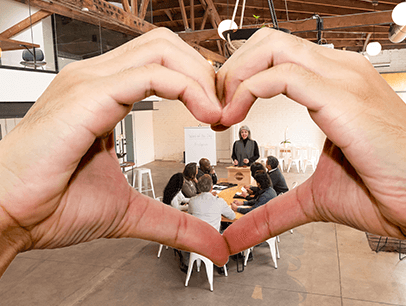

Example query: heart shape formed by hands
[0,27,405,275]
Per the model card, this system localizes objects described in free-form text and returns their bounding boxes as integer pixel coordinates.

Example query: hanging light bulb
[366,41,382,56]
[217,19,238,40]
[392,2,406,26]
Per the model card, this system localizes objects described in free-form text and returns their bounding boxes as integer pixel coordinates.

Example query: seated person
[196,158,218,184]
[162,173,190,211]
[180,174,235,273]
[182,162,198,198]
[240,162,270,200]
[231,171,277,214]
[266,155,289,195]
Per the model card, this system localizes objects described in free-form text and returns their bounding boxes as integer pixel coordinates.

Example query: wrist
[0,206,31,277]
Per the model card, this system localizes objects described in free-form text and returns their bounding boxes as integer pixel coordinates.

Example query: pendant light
[366,1,381,56]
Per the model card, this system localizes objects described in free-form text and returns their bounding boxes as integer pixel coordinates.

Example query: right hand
[233,159,239,166]
[217,28,406,254]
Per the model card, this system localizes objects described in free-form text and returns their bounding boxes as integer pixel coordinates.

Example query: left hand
[0,28,229,276]
[243,158,249,164]
[231,203,239,212]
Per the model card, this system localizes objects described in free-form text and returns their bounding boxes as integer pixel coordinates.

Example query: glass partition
[0,0,136,72]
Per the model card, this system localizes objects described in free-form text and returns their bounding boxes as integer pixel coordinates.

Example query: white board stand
[184,127,216,165]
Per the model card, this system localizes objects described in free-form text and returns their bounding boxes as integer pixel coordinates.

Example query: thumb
[222,183,314,254]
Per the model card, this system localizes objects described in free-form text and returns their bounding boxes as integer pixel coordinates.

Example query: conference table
[216,184,245,222]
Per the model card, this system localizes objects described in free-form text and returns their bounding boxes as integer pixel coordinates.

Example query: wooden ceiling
[8,0,406,63]
[146,0,406,59]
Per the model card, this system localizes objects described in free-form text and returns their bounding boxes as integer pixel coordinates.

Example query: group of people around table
[162,124,290,272]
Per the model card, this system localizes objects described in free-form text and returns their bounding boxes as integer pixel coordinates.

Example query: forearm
[0,206,31,277]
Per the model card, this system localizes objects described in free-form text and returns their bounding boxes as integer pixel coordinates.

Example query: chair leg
[185,259,194,287]
[204,261,214,292]
[196,258,201,272]
[266,238,278,269]
[223,264,228,277]
[157,244,164,258]
[244,248,253,266]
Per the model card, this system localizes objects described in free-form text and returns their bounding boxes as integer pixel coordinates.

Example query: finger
[218,62,368,149]
[117,191,230,266]
[216,27,358,106]
[85,38,219,108]
[223,182,314,254]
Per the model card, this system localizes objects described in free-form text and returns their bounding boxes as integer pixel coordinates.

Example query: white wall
[153,95,326,163]
[132,110,155,167]
[0,69,55,101]
[0,0,53,70]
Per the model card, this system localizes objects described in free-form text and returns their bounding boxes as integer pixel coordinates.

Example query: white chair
[275,146,286,171]
[185,253,228,291]
[244,237,279,269]
[286,146,302,173]
[132,168,156,198]
[301,146,320,173]
[157,244,169,258]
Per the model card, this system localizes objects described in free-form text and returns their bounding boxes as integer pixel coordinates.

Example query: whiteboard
[184,127,216,166]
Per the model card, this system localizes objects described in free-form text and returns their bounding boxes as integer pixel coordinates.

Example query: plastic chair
[286,146,302,173]
[244,237,279,269]
[301,146,320,173]
[185,253,228,291]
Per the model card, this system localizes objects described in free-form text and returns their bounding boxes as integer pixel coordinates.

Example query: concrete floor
[1,161,406,305]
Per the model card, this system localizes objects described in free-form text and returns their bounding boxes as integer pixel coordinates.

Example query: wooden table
[217,185,245,222]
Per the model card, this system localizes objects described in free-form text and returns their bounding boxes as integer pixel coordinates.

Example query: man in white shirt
[189,174,236,232]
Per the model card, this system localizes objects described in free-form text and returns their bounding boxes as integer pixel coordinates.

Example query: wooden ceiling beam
[178,10,394,43]
[178,0,190,30]
[131,0,138,15]
[122,0,131,13]
[14,0,156,37]
[191,0,195,31]
[200,7,210,30]
[190,41,226,63]
[201,0,221,26]
[139,0,150,20]
[0,10,52,39]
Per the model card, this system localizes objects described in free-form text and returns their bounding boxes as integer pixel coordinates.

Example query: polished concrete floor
[1,161,406,305]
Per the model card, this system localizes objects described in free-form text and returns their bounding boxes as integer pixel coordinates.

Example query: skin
[0,27,405,276]
[217,28,406,254]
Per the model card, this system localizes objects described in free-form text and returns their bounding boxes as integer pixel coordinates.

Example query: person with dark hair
[231,125,260,167]
[231,172,277,214]
[182,162,198,198]
[266,156,289,195]
[162,173,189,211]
[196,158,217,184]
[240,162,271,200]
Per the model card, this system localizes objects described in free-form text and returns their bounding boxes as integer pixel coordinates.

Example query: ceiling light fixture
[389,1,406,43]
[366,1,382,56]
[392,2,406,26]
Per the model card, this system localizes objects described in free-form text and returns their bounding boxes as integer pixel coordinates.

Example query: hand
[241,191,248,198]
[233,200,243,206]
[243,158,249,164]
[233,159,239,166]
[231,203,239,212]
[218,28,406,254]
[0,28,228,276]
